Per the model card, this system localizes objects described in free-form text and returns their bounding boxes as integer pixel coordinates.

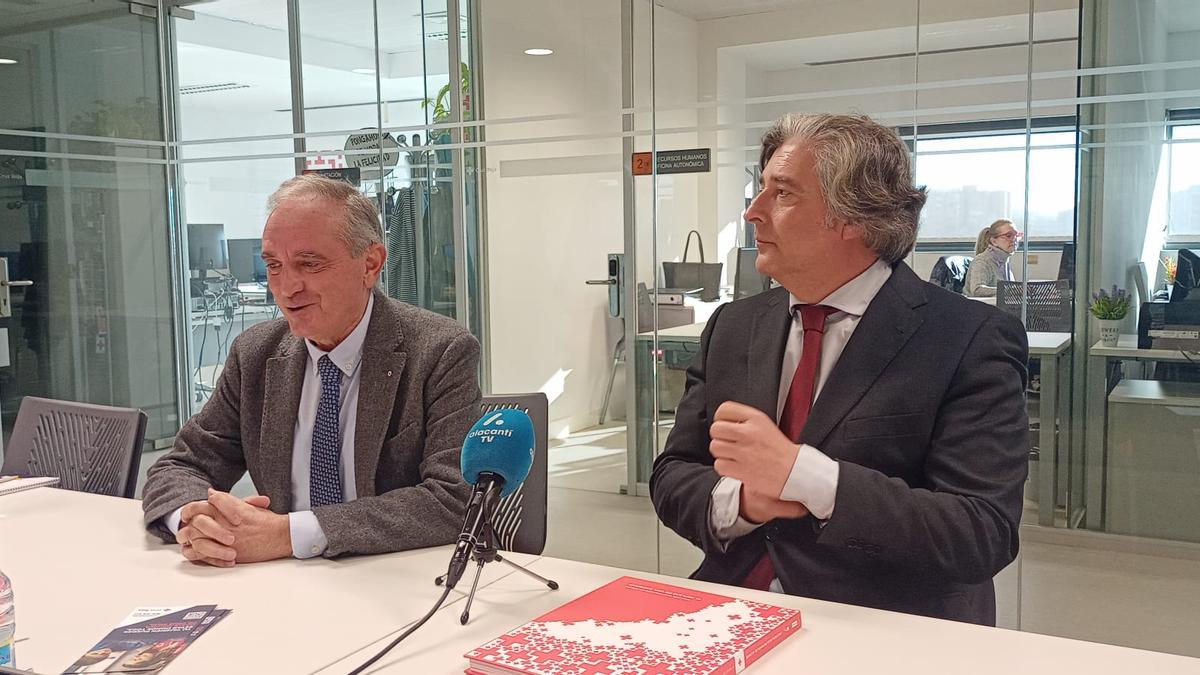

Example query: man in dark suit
[650,114,1029,625]
[142,175,479,566]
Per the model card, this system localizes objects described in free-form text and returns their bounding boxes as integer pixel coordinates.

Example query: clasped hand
[176,489,292,567]
[710,401,809,523]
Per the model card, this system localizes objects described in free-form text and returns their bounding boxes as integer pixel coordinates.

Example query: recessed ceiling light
[0,58,18,65]
[524,48,553,56]
[352,68,376,74]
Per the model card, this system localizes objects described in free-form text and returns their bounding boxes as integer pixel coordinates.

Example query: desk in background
[4,488,1197,674]
[1084,335,1200,531]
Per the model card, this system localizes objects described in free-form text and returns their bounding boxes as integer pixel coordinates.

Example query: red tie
[741,304,836,591]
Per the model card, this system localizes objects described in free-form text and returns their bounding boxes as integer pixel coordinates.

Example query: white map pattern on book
[467,597,798,675]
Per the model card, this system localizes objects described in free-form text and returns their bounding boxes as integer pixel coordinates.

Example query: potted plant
[1162,255,1178,296]
[1090,286,1130,348]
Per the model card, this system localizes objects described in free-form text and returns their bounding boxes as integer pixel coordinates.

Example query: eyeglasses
[995,231,1023,241]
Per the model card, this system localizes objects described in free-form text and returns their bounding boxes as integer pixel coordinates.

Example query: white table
[5,488,1198,675]
[324,555,1200,674]
[0,488,533,675]
[1027,332,1072,526]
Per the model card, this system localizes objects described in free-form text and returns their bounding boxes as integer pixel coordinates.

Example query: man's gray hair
[759,113,927,264]
[266,174,383,257]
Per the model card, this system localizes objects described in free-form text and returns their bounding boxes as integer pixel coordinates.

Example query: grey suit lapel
[262,336,306,513]
[353,290,407,498]
[801,263,927,449]
[745,287,792,419]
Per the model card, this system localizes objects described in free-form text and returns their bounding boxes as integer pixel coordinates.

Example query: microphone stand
[435,492,558,625]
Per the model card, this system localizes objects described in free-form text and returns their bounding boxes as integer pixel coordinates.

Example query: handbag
[662,230,723,301]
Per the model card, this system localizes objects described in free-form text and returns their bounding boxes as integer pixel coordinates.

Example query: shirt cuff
[289,510,329,559]
[708,476,765,550]
[779,444,840,520]
[164,507,184,536]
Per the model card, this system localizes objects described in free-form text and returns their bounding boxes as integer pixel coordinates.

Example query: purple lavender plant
[1089,285,1130,320]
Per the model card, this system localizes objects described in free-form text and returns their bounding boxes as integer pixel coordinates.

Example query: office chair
[997,279,1072,332]
[598,283,694,424]
[1,397,148,499]
[929,255,972,294]
[482,393,549,555]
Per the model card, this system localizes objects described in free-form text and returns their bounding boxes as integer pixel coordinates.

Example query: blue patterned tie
[310,355,344,507]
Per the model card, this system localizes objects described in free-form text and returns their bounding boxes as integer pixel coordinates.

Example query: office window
[1168,119,1200,240]
[915,130,1077,241]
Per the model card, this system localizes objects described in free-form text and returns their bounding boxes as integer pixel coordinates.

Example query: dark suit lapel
[801,263,928,449]
[745,287,792,419]
[353,290,407,498]
[262,336,306,513]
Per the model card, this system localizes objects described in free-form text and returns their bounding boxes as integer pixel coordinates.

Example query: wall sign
[631,148,711,176]
[343,131,400,180]
[302,167,361,187]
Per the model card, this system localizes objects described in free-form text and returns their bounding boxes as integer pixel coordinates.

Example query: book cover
[63,605,221,674]
[465,576,802,675]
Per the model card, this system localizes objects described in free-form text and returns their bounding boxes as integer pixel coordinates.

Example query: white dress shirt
[709,259,894,556]
[166,294,373,560]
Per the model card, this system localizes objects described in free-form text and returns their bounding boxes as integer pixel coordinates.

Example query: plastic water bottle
[0,570,14,667]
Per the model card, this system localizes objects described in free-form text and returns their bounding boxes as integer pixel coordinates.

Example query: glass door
[0,3,178,453]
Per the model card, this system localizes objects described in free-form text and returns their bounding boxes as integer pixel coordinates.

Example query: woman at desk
[965,218,1020,297]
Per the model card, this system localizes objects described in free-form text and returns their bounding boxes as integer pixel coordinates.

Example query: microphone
[444,408,535,589]
[348,407,547,674]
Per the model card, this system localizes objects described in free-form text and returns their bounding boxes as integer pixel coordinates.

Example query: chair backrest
[482,393,549,555]
[929,255,972,294]
[997,279,1072,332]
[1,396,148,498]
[733,247,772,300]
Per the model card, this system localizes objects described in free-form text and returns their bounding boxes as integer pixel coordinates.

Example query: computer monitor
[1171,249,1200,303]
[1057,242,1075,289]
[733,247,772,301]
[188,223,227,272]
[227,238,267,283]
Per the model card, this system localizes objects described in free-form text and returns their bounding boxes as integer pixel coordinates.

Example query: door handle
[0,258,31,317]
[585,279,617,285]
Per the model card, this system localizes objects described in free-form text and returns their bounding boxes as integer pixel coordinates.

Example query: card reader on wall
[1138,301,1200,350]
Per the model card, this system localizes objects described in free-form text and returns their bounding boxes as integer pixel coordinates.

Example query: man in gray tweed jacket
[142,175,479,566]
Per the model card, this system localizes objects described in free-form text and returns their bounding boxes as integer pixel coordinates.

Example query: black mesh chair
[997,279,1072,332]
[482,393,548,555]
[929,255,972,294]
[1,396,148,498]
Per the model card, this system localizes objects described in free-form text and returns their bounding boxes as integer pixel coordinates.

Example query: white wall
[478,0,631,437]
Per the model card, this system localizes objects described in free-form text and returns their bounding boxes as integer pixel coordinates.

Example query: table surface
[5,488,1198,675]
[1091,334,1200,360]
[0,488,526,675]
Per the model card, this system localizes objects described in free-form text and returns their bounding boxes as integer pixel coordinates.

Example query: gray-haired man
[651,114,1029,625]
[143,174,479,565]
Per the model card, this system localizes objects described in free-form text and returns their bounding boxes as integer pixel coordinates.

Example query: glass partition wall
[2,0,1198,660]
[647,0,1199,657]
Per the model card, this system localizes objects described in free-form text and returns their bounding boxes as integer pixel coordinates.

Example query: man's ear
[837,220,865,242]
[363,242,387,287]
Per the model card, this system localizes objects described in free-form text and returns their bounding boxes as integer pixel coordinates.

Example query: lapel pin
[386,370,393,377]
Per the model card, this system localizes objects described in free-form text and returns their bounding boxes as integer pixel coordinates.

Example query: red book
[464,576,802,675]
